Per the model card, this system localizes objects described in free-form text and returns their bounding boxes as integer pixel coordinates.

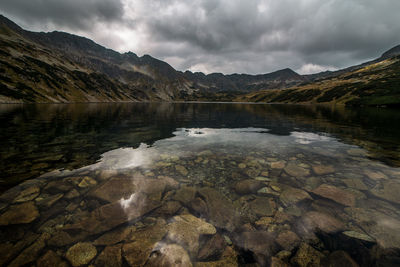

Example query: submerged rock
[64,193,160,235]
[13,186,40,203]
[371,180,400,204]
[276,231,300,251]
[66,242,97,267]
[312,184,356,207]
[234,179,264,195]
[0,201,39,225]
[298,211,345,235]
[322,250,359,267]
[248,197,276,217]
[176,165,189,176]
[8,233,51,267]
[195,246,238,267]
[166,214,216,256]
[284,162,310,177]
[89,177,136,203]
[291,243,325,267]
[93,225,136,246]
[235,231,278,266]
[197,187,240,232]
[312,165,335,175]
[197,233,227,261]
[122,220,168,266]
[37,250,68,267]
[280,187,312,207]
[94,244,122,267]
[145,244,192,267]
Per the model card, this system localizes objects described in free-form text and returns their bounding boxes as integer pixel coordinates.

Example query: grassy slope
[237,56,400,106]
[0,26,145,103]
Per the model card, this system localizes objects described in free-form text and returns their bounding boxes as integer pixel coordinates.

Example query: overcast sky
[1,0,400,75]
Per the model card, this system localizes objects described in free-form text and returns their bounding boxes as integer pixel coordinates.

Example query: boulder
[8,233,51,267]
[66,242,97,267]
[122,220,168,266]
[312,165,335,175]
[166,214,216,256]
[321,250,359,267]
[276,231,300,251]
[197,187,240,232]
[89,177,136,203]
[197,233,227,261]
[248,197,276,217]
[284,162,310,177]
[312,184,356,207]
[145,244,192,267]
[235,179,264,195]
[291,243,325,267]
[0,201,39,225]
[37,250,68,267]
[280,187,312,207]
[94,244,122,267]
[13,186,40,202]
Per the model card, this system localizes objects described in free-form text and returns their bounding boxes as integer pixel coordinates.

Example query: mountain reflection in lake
[0,103,400,266]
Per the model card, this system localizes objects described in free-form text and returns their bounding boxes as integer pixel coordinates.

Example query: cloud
[1,0,400,74]
[0,0,124,30]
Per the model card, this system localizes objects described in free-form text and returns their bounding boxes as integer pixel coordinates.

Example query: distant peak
[381,44,400,59]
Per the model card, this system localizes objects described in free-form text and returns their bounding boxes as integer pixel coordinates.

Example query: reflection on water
[0,103,400,266]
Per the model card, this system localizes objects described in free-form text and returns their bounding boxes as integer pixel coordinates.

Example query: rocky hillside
[238,54,400,106]
[0,15,308,103]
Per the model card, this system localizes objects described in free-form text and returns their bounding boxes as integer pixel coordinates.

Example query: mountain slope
[0,15,308,103]
[238,55,400,106]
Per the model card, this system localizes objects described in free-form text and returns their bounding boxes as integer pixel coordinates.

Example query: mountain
[0,15,306,103]
[238,54,400,106]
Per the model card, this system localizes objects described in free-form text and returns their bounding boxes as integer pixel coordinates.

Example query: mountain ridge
[0,14,399,105]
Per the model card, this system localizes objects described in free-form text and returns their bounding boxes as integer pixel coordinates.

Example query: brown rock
[95,244,122,267]
[0,201,39,225]
[64,193,160,235]
[270,161,286,169]
[166,214,216,256]
[66,242,97,267]
[195,246,238,267]
[312,184,356,206]
[291,243,324,267]
[280,187,312,207]
[197,187,240,232]
[235,231,278,266]
[89,177,136,203]
[234,179,264,195]
[173,186,197,203]
[9,233,51,267]
[176,165,189,176]
[37,250,68,267]
[197,234,227,261]
[145,244,192,267]
[249,197,276,217]
[122,220,168,266]
[299,211,345,234]
[276,231,300,251]
[13,186,40,202]
[94,225,136,246]
[312,165,335,175]
[153,201,182,217]
[371,180,400,204]
[271,257,290,267]
[322,250,359,267]
[284,162,310,177]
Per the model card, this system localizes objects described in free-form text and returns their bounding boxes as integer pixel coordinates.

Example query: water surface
[0,103,400,266]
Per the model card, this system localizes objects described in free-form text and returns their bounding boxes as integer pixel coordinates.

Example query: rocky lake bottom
[0,103,400,266]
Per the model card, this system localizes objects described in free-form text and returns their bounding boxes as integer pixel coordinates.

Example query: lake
[0,103,400,266]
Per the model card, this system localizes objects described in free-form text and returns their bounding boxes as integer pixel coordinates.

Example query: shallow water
[0,103,400,266]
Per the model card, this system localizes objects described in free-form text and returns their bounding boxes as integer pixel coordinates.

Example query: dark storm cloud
[1,0,400,74]
[0,0,124,30]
